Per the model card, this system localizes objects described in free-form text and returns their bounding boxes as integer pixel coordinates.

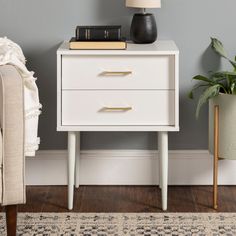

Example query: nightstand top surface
[57,40,179,55]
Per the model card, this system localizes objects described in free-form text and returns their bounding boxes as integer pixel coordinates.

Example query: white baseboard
[26,150,236,186]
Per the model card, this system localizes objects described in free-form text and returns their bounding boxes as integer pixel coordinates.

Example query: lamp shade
[126,0,161,8]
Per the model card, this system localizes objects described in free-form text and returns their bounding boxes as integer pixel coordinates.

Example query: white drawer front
[62,55,175,90]
[62,91,175,126]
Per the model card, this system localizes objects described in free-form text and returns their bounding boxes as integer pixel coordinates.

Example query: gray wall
[1,0,235,150]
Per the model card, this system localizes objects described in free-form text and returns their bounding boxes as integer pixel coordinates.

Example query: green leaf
[212,71,236,77]
[211,77,226,84]
[192,75,213,83]
[211,38,236,70]
[229,60,236,70]
[230,82,236,94]
[196,84,220,118]
[233,84,236,95]
[188,91,194,99]
[211,37,227,58]
[188,83,209,99]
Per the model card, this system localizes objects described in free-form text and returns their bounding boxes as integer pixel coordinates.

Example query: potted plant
[189,38,236,160]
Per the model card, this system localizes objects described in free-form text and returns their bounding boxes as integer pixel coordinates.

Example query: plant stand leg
[6,205,17,236]
[213,105,219,210]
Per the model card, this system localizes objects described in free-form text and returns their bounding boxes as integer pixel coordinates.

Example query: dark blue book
[76,25,121,41]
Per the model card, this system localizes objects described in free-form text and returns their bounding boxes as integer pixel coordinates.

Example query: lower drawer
[62,90,175,126]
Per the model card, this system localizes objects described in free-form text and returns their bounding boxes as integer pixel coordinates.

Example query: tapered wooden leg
[213,105,219,210]
[75,132,80,189]
[68,131,76,210]
[158,131,168,211]
[6,205,17,236]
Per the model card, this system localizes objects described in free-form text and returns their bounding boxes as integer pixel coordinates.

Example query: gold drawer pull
[102,106,132,111]
[101,71,132,76]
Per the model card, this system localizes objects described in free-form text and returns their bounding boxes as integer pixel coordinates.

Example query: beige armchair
[0,65,25,236]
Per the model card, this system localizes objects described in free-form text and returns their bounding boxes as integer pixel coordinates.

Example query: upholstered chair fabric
[0,65,25,205]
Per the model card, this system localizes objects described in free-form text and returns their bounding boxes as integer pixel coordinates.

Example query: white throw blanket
[0,37,41,156]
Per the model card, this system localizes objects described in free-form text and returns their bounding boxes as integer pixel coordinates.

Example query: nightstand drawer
[62,55,175,90]
[62,90,175,126]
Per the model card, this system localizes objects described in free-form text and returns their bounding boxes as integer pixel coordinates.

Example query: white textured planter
[209,93,236,159]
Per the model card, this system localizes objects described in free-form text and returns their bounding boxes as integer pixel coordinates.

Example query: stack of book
[69,25,126,50]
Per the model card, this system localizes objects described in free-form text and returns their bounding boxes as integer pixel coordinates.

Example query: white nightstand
[57,41,179,210]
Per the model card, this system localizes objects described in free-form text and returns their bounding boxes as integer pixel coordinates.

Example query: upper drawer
[61,55,175,90]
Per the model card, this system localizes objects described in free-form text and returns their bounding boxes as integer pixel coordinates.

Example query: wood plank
[167,186,196,212]
[18,186,50,212]
[192,186,236,212]
[8,186,236,213]
[42,186,72,212]
[78,186,161,212]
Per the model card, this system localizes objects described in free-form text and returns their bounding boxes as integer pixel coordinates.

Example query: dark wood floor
[5,186,235,213]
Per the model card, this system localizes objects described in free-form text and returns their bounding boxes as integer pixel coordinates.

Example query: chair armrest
[0,65,25,206]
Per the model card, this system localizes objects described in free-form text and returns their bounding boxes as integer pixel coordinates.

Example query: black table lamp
[126,0,161,44]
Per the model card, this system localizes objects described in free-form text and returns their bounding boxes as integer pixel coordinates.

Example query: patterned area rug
[0,213,236,235]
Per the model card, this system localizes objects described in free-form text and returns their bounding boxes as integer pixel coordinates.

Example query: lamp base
[130,13,157,44]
